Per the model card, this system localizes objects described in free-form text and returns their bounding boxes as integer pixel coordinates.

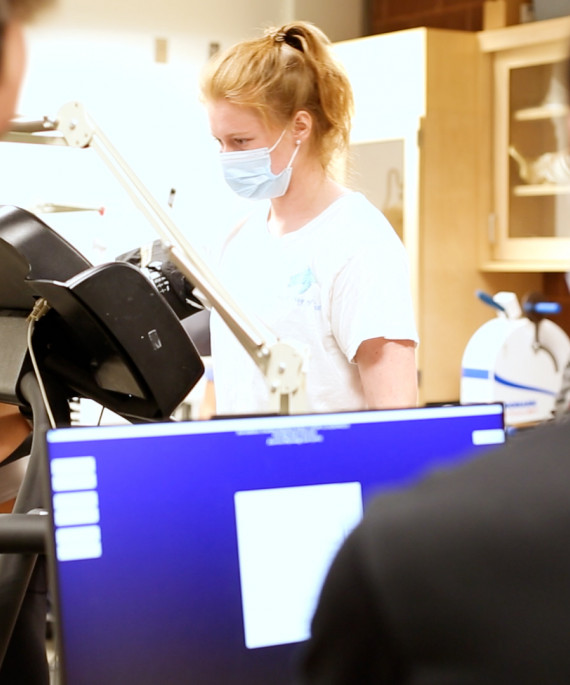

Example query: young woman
[200,21,418,416]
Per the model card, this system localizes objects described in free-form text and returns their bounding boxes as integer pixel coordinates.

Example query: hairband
[272,28,304,52]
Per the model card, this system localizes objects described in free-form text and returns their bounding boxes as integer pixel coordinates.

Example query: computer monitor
[45,403,505,685]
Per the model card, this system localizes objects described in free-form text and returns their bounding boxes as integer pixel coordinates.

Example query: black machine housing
[0,205,204,421]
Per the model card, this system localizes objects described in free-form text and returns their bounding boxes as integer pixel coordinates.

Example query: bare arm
[355,338,417,410]
[0,402,31,464]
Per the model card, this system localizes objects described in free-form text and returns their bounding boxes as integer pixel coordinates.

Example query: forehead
[206,99,270,136]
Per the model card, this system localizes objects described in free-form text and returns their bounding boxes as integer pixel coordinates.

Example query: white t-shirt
[210,192,418,415]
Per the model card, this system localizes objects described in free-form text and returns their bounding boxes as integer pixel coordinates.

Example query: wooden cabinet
[334,28,540,405]
[479,16,570,270]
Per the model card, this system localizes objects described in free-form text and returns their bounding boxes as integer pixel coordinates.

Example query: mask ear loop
[268,129,287,153]
[268,131,301,168]
[286,139,301,169]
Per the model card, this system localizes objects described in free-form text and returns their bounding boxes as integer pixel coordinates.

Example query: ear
[291,110,312,143]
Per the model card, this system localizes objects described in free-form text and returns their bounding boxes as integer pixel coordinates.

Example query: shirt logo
[288,267,316,295]
[287,268,320,311]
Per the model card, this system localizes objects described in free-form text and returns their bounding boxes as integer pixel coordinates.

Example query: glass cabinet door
[508,59,570,239]
[490,31,570,266]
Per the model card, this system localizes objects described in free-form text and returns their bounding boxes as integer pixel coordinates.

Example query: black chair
[0,206,204,681]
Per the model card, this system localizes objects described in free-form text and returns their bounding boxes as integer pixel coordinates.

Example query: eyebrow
[222,131,253,138]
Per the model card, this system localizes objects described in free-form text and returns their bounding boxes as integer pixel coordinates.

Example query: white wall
[0,1,362,264]
[33,0,362,47]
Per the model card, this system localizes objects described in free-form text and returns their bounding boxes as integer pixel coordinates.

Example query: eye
[233,137,251,147]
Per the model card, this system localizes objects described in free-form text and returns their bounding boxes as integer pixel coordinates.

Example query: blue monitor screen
[45,403,504,685]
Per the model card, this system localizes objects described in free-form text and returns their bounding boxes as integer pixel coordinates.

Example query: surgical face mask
[220,130,301,200]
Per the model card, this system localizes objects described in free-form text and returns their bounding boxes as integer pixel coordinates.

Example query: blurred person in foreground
[297,410,570,681]
[0,0,56,682]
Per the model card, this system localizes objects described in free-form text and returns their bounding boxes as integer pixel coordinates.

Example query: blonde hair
[200,22,354,172]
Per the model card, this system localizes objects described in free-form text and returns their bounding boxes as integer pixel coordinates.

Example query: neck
[267,165,346,236]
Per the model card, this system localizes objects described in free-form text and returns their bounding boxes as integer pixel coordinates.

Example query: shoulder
[316,193,408,283]
[334,191,390,224]
[325,192,404,250]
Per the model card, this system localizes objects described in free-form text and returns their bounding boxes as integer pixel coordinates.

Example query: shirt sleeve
[330,229,419,363]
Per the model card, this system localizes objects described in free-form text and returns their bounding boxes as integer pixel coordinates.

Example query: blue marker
[476,290,506,312]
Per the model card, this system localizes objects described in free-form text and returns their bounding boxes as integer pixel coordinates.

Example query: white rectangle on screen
[53,491,100,527]
[472,428,505,446]
[55,525,102,562]
[51,456,97,492]
[234,482,363,650]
